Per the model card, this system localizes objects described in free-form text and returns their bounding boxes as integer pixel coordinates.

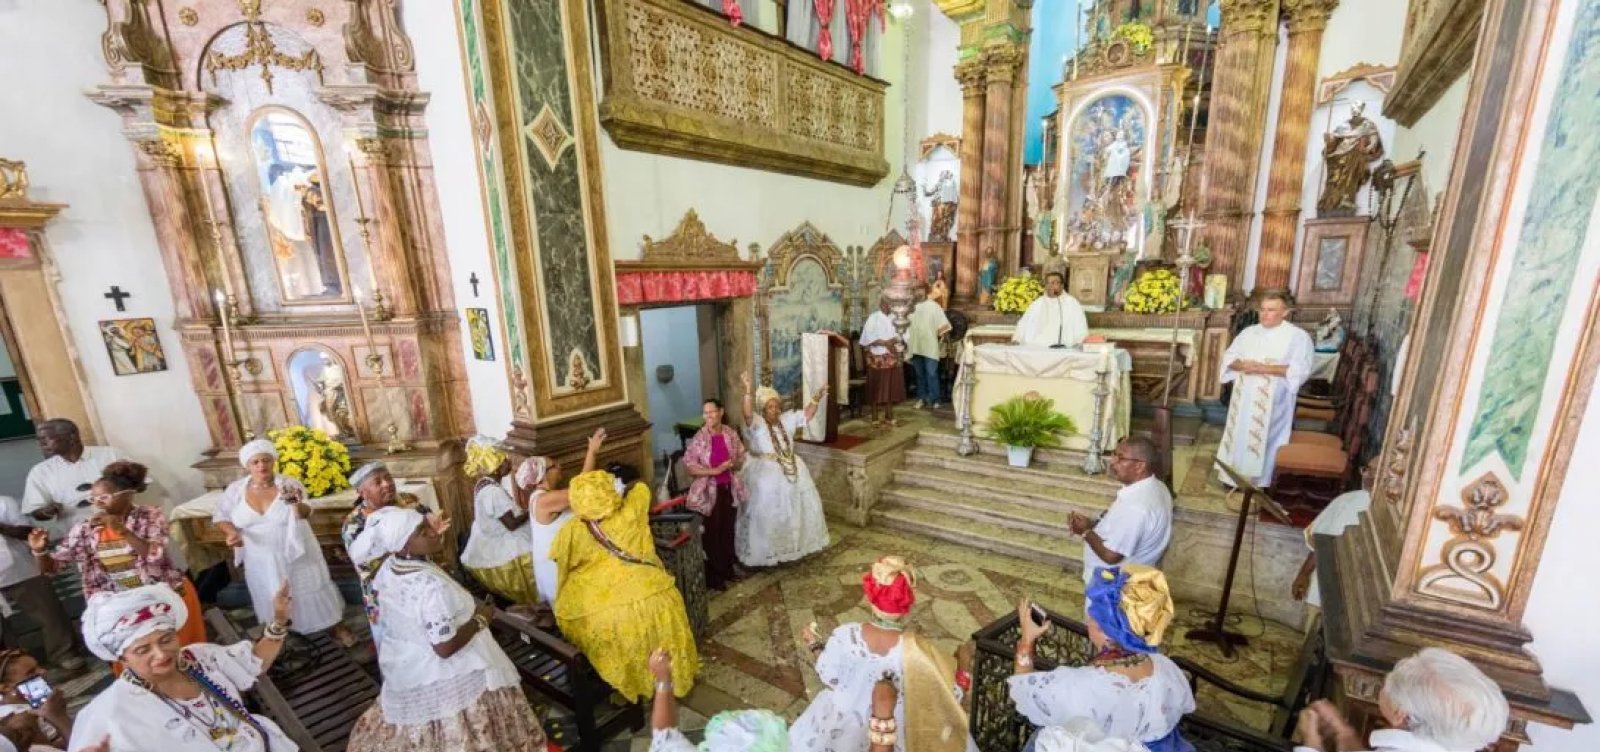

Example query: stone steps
[869,428,1119,575]
[889,466,1110,515]
[870,503,1082,570]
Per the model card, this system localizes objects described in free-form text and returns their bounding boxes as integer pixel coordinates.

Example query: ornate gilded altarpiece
[456,0,648,468]
[87,1,474,518]
[1319,0,1592,744]
[592,0,889,186]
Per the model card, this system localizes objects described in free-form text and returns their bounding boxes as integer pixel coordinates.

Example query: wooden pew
[204,609,380,752]
[486,609,643,752]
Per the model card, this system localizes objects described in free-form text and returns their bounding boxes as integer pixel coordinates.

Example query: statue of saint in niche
[289,349,356,440]
[252,109,348,301]
[1317,102,1386,216]
[922,170,958,242]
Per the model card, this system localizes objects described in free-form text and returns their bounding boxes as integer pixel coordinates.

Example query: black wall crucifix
[104,286,132,312]
[469,272,481,298]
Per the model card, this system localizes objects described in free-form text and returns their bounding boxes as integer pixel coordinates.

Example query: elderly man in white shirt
[1013,272,1089,349]
[1068,437,1172,584]
[1294,647,1509,752]
[20,420,127,539]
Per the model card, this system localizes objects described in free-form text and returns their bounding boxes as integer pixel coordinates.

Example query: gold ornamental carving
[101,0,179,84]
[765,222,845,288]
[306,8,326,26]
[204,0,324,94]
[342,0,415,74]
[595,0,888,187]
[178,7,199,26]
[954,58,987,91]
[0,160,29,200]
[919,132,961,160]
[1417,472,1524,609]
[1219,0,1282,35]
[1318,62,1398,105]
[1380,422,1413,506]
[1386,0,1484,125]
[630,210,753,271]
[1283,0,1338,32]
[135,137,184,168]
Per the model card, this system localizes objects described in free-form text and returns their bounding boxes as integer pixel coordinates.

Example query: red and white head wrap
[80,584,187,662]
[861,555,916,618]
[515,456,552,490]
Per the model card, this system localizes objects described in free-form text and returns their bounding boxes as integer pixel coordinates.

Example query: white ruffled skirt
[736,454,830,567]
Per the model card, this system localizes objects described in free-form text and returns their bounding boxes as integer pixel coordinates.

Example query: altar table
[956,344,1132,452]
[169,477,440,571]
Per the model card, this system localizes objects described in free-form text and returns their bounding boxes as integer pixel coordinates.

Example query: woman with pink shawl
[683,398,748,590]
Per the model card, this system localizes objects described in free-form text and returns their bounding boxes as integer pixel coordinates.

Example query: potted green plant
[983,395,1077,467]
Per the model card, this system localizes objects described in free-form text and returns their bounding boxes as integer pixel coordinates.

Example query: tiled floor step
[888,466,1111,514]
[899,448,1123,496]
[870,503,1083,571]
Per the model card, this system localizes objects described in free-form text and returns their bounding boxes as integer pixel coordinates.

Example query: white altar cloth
[965,324,1198,367]
[956,344,1132,452]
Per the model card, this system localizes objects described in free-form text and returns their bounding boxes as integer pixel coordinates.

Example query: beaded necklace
[869,614,907,632]
[765,418,800,483]
[124,653,270,751]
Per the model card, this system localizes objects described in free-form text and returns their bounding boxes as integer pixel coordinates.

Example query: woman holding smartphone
[0,649,71,751]
[214,439,351,644]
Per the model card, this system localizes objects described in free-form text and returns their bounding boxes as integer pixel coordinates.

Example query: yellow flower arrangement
[267,425,352,498]
[993,273,1045,315]
[1113,22,1155,54]
[1124,268,1183,314]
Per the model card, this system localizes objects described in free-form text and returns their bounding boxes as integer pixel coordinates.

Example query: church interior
[0,0,1596,750]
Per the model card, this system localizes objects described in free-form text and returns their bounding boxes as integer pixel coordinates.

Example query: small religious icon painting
[466,308,495,361]
[98,318,168,376]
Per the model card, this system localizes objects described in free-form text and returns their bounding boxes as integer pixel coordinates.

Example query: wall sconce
[656,364,675,383]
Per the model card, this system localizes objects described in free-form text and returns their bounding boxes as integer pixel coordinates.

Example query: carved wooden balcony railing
[971,609,1326,752]
[592,0,890,186]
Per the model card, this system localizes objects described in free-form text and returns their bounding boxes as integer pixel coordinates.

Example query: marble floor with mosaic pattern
[611,520,1307,750]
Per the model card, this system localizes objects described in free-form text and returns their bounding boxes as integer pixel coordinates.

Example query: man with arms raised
[1067,437,1173,584]
[1215,290,1314,488]
[1013,272,1089,349]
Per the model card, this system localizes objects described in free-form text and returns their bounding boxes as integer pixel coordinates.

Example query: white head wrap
[79,584,187,662]
[238,438,278,468]
[515,456,551,490]
[755,386,781,410]
[349,462,388,490]
[699,708,789,751]
[1034,719,1151,752]
[348,505,425,566]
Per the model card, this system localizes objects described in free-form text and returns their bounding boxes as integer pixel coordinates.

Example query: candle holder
[1082,360,1111,475]
[955,340,979,456]
[370,287,393,322]
[364,347,411,454]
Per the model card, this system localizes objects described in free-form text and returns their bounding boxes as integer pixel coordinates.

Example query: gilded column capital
[1219,0,1282,36]
[955,58,988,92]
[979,44,1026,83]
[1284,0,1338,33]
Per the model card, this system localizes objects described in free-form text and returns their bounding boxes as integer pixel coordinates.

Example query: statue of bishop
[1317,103,1385,216]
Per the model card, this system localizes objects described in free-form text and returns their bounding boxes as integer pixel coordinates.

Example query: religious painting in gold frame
[99,318,168,376]
[246,106,353,306]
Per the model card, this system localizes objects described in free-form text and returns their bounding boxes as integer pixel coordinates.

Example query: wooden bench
[970,609,1323,752]
[204,608,380,752]
[487,609,643,752]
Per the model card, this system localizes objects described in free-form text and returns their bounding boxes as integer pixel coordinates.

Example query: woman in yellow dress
[549,469,699,702]
[458,436,538,604]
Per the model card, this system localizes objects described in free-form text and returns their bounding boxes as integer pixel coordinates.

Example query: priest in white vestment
[1013,272,1089,349]
[1215,292,1314,488]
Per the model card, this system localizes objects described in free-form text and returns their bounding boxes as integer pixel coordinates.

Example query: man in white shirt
[1013,272,1089,349]
[0,495,84,673]
[1068,436,1173,583]
[1215,290,1314,487]
[20,419,126,539]
[1294,648,1509,752]
[858,295,906,427]
[907,283,952,409]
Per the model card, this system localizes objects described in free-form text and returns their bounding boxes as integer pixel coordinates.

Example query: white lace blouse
[370,558,521,725]
[1006,654,1195,746]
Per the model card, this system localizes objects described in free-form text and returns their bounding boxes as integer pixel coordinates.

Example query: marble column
[978,44,1024,277]
[953,58,987,304]
[1255,0,1338,290]
[1198,0,1281,292]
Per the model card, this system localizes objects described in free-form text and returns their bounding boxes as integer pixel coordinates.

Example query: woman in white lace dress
[1009,565,1194,752]
[346,506,550,752]
[213,439,351,644]
[737,372,830,567]
[789,556,977,752]
[458,436,537,604]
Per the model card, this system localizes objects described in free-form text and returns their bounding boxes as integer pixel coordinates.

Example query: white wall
[913,0,963,149]
[403,0,516,439]
[640,306,705,460]
[0,1,211,504]
[1525,381,1600,750]
[1391,74,1471,207]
